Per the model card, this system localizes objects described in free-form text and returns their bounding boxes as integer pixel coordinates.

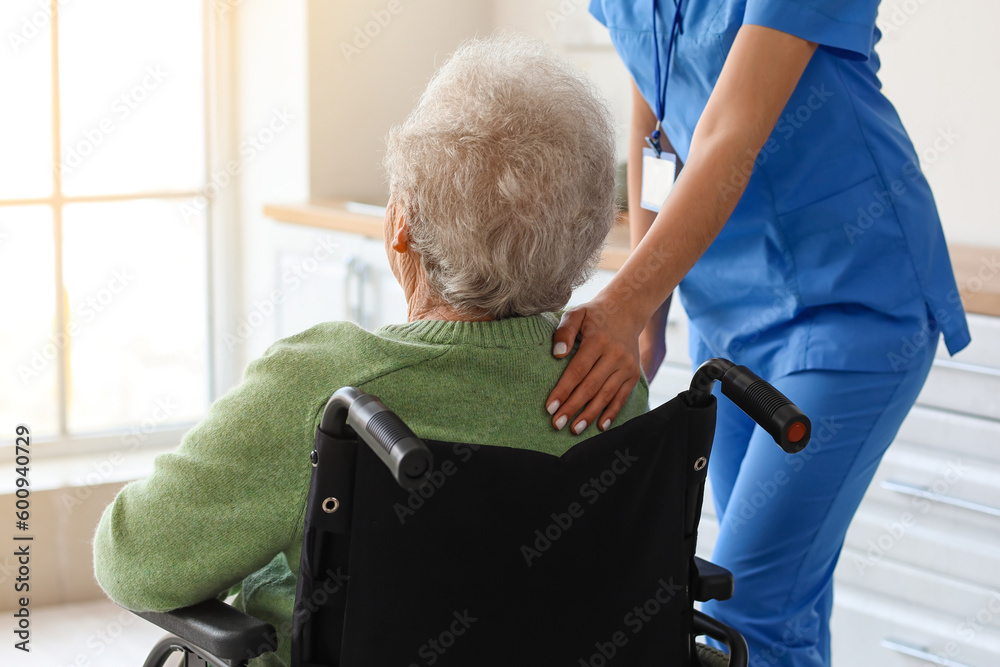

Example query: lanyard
[649,0,684,155]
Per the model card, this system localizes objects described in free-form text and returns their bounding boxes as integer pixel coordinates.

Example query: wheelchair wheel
[696,642,730,667]
[142,635,186,667]
[142,633,228,667]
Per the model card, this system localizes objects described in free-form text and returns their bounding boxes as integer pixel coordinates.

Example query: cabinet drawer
[832,584,1000,667]
[843,495,1000,590]
[916,362,1000,421]
[840,496,1000,601]
[869,441,1000,533]
[896,407,1000,468]
[844,436,1000,584]
[918,314,1000,419]
[938,314,1000,369]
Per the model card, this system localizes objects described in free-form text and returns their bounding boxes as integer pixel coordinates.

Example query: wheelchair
[126,358,810,667]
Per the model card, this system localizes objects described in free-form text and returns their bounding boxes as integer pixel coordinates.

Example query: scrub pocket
[774,174,924,314]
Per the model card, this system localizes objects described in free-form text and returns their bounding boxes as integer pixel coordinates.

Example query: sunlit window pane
[0,1,54,199]
[62,200,208,434]
[58,0,204,196]
[0,207,58,438]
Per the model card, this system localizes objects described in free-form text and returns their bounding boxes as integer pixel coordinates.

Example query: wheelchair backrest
[292,394,717,667]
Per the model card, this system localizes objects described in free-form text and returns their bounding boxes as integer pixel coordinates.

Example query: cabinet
[271,226,406,340]
[831,314,1000,667]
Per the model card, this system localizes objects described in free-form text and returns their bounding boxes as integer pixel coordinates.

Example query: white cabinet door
[269,225,409,339]
[274,249,350,339]
[270,228,362,340]
[351,236,407,330]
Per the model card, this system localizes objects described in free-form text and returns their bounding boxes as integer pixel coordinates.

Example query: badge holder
[641,124,677,212]
[642,0,684,212]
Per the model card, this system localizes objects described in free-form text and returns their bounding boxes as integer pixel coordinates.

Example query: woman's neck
[405,284,493,323]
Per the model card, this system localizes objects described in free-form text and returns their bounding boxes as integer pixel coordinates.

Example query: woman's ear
[391,217,410,254]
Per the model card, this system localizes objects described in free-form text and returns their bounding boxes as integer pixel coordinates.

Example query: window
[1,0,212,447]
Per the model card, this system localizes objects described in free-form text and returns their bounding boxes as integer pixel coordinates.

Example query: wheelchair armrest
[128,598,278,662]
[694,556,734,602]
[693,610,748,667]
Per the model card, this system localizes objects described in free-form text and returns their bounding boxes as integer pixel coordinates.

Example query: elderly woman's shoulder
[243,320,445,388]
[253,321,374,368]
[271,320,367,350]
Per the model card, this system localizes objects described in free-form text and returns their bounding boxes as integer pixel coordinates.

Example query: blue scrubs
[691,338,937,666]
[589,0,971,664]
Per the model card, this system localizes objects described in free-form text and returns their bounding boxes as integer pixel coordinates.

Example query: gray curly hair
[383,32,617,319]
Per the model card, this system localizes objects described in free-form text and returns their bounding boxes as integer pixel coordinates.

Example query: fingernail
[546,400,560,415]
[573,420,587,435]
[553,342,567,356]
[601,419,611,431]
[555,415,568,430]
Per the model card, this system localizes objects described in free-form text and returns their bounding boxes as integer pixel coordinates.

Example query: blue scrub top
[590,0,970,375]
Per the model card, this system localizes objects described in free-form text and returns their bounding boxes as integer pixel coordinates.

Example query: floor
[3,598,173,667]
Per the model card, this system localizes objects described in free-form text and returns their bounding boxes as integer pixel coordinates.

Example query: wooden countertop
[265,199,1000,318]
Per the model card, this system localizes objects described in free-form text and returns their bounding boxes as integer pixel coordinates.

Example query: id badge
[640,147,677,212]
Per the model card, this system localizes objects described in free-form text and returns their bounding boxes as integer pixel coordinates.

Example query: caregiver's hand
[545,294,645,435]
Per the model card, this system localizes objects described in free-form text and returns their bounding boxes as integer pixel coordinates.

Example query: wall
[491,0,633,161]
[231,0,311,366]
[876,0,1000,247]
[306,0,631,200]
[308,0,494,205]
[0,482,124,611]
[306,0,999,248]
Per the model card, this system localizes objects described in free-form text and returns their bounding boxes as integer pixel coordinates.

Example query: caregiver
[544,1,971,665]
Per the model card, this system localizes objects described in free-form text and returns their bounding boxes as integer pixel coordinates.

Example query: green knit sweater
[93,314,649,666]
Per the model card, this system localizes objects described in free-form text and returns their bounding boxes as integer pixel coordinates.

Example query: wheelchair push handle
[321,387,433,489]
[688,359,811,454]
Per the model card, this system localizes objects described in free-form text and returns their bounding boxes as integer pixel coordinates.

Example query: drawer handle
[881,480,1000,518]
[881,638,975,667]
[932,358,1000,379]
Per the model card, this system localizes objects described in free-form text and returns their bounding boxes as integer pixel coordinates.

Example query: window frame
[2,0,240,459]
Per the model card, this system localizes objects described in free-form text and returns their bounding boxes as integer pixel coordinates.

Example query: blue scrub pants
[696,338,937,667]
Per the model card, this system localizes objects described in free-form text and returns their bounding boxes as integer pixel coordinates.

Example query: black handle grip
[320,387,433,489]
[720,365,810,453]
[364,409,434,486]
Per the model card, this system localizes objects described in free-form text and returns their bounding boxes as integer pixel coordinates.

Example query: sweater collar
[377,312,560,348]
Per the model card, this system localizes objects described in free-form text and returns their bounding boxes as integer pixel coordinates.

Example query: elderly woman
[93,34,648,666]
